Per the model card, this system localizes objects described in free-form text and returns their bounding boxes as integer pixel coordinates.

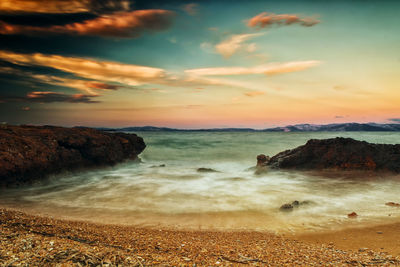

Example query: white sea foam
[1,131,400,232]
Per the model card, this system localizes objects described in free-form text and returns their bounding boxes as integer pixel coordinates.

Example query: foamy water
[1,131,400,233]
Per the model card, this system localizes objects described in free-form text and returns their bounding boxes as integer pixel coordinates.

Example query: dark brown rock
[348,212,358,218]
[197,167,218,173]
[385,202,400,207]
[0,125,145,186]
[279,203,294,211]
[256,154,270,167]
[266,137,400,173]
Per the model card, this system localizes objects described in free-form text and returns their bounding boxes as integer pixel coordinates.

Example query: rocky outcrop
[262,137,400,173]
[0,125,146,186]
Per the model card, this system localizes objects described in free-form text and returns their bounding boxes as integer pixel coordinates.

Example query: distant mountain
[99,123,400,132]
[265,123,400,132]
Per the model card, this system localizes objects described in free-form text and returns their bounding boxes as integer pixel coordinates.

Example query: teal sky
[0,0,399,128]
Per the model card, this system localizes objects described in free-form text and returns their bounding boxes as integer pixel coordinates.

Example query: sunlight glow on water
[1,131,400,233]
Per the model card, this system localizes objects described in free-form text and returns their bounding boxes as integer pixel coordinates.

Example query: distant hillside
[99,123,400,132]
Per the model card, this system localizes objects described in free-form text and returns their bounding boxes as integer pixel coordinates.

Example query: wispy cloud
[0,9,176,38]
[0,0,131,14]
[215,33,264,58]
[1,91,99,103]
[182,3,199,16]
[32,75,122,95]
[247,12,319,28]
[244,91,265,97]
[185,61,321,76]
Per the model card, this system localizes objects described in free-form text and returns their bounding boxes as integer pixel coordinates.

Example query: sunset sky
[0,0,399,128]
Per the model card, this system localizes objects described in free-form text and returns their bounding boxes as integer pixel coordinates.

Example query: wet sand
[296,222,400,257]
[1,208,400,266]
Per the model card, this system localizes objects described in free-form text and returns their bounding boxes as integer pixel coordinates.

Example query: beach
[1,208,400,266]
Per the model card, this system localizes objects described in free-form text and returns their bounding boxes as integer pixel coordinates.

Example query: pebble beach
[2,208,400,266]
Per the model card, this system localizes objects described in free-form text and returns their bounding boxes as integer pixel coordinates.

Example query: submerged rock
[257,154,270,167]
[255,154,270,174]
[348,212,358,218]
[279,200,314,212]
[279,203,294,211]
[0,125,146,186]
[263,137,400,173]
[197,168,219,173]
[385,202,400,207]
[150,164,166,168]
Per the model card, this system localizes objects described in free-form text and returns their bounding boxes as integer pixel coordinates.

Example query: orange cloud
[0,9,176,38]
[26,91,99,103]
[86,82,120,90]
[185,61,321,76]
[0,51,262,91]
[0,0,130,14]
[31,74,122,95]
[215,33,264,58]
[244,91,265,97]
[247,12,319,28]
[0,51,166,86]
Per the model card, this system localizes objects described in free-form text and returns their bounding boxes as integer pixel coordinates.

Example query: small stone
[292,200,300,206]
[359,248,368,252]
[347,212,358,218]
[385,202,400,207]
[280,203,294,211]
[197,168,218,173]
[377,231,383,234]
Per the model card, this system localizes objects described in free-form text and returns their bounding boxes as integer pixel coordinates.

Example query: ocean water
[1,131,400,233]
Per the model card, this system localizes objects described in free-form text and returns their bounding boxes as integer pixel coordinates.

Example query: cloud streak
[1,91,99,103]
[244,91,265,97]
[0,0,130,14]
[185,61,321,76]
[247,12,319,28]
[31,74,122,95]
[215,33,264,58]
[0,9,176,38]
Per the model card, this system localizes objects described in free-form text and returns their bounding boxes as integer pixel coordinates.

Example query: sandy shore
[1,209,400,266]
[296,222,400,257]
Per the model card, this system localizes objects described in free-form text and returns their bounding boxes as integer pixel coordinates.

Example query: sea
[1,131,400,233]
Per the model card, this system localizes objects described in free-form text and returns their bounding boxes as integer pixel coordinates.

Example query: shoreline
[1,208,400,266]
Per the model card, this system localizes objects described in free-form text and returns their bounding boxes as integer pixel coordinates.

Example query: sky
[0,0,399,128]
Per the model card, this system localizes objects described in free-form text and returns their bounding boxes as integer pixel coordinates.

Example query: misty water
[2,131,400,233]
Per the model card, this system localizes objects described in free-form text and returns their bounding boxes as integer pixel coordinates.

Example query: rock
[299,200,314,205]
[257,154,270,167]
[0,125,146,186]
[265,137,400,173]
[385,202,400,207]
[347,212,358,218]
[255,154,270,174]
[279,200,314,212]
[197,168,218,173]
[150,164,166,168]
[279,204,294,211]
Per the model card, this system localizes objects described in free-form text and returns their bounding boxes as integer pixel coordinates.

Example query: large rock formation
[0,125,146,186]
[262,137,400,173]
